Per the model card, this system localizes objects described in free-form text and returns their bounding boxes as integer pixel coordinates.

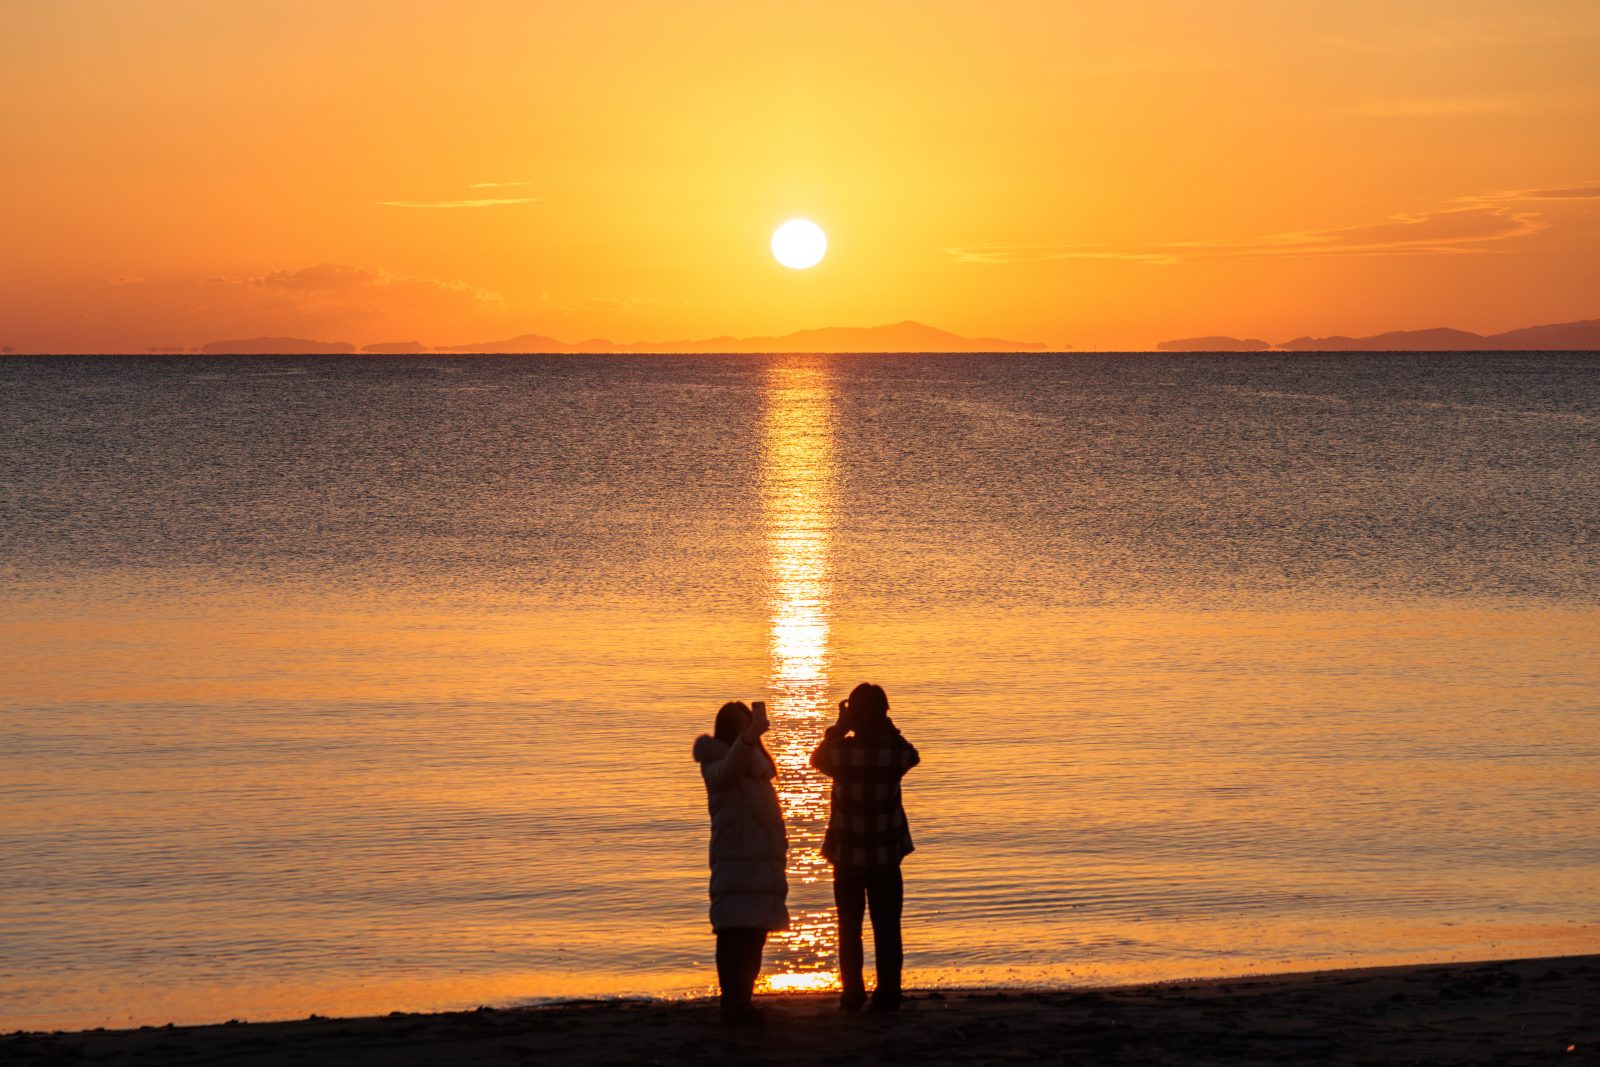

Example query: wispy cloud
[1509,184,1600,200]
[1317,6,1600,54]
[60,264,515,353]
[376,197,540,209]
[247,263,505,307]
[944,185,1597,266]
[1345,96,1524,118]
[533,292,661,313]
[468,180,535,189]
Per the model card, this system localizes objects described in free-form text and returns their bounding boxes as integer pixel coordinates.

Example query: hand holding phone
[750,700,770,737]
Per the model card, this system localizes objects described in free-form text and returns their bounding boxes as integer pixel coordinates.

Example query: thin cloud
[1317,7,1600,54]
[1346,96,1524,118]
[376,197,540,208]
[1509,184,1600,200]
[468,181,535,189]
[533,292,661,313]
[250,263,505,308]
[51,264,515,353]
[944,244,1189,266]
[943,186,1595,265]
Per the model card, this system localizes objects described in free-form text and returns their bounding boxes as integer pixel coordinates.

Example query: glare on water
[758,357,842,992]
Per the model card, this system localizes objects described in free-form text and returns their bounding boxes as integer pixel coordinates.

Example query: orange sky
[2,0,1597,352]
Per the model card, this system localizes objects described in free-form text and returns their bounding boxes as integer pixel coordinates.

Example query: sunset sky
[3,0,1598,352]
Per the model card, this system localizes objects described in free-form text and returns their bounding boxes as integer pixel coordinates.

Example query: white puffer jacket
[692,734,790,933]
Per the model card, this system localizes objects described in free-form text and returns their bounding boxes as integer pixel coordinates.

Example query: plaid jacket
[810,721,920,868]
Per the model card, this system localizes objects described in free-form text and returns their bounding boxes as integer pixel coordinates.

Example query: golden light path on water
[756,357,841,994]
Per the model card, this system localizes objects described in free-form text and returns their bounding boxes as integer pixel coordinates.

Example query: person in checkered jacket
[810,682,921,1013]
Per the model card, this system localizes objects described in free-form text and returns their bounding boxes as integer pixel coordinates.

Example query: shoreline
[6,954,1594,1065]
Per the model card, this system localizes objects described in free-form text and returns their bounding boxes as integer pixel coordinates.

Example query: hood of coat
[692,734,728,764]
[692,734,776,778]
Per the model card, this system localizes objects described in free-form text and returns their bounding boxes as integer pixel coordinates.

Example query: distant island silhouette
[194,321,1047,356]
[134,316,1600,356]
[1155,336,1273,352]
[1158,318,1600,352]
[197,336,358,355]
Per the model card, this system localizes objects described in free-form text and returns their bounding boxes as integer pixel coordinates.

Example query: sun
[771,219,827,270]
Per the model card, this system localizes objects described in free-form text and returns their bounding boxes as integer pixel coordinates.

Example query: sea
[2,352,1597,1030]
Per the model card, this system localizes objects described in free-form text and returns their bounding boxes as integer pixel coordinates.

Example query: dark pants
[834,864,904,1006]
[715,927,768,1013]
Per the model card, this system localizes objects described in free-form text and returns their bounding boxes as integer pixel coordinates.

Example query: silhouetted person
[810,682,920,1012]
[693,700,789,1025]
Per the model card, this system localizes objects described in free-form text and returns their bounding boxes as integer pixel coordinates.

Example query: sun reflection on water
[757,356,842,994]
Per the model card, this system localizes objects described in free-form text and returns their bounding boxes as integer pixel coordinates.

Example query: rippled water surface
[2,353,1597,1029]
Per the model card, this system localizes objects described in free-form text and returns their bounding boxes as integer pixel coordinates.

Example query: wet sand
[5,955,1594,1066]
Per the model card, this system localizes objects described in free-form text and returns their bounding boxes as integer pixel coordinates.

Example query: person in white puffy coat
[692,700,790,1023]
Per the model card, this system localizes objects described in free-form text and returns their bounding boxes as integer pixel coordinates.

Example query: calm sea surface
[2,352,1597,1029]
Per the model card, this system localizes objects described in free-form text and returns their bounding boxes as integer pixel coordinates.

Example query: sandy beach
[5,955,1594,1066]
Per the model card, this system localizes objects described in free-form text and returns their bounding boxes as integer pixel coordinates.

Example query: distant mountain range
[198,321,1048,356]
[1158,318,1600,352]
[197,336,358,355]
[172,316,1600,355]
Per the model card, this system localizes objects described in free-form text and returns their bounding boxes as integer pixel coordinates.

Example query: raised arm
[810,723,846,778]
[899,737,921,774]
[705,704,770,789]
[811,700,852,777]
[886,717,920,775]
[705,735,757,789]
